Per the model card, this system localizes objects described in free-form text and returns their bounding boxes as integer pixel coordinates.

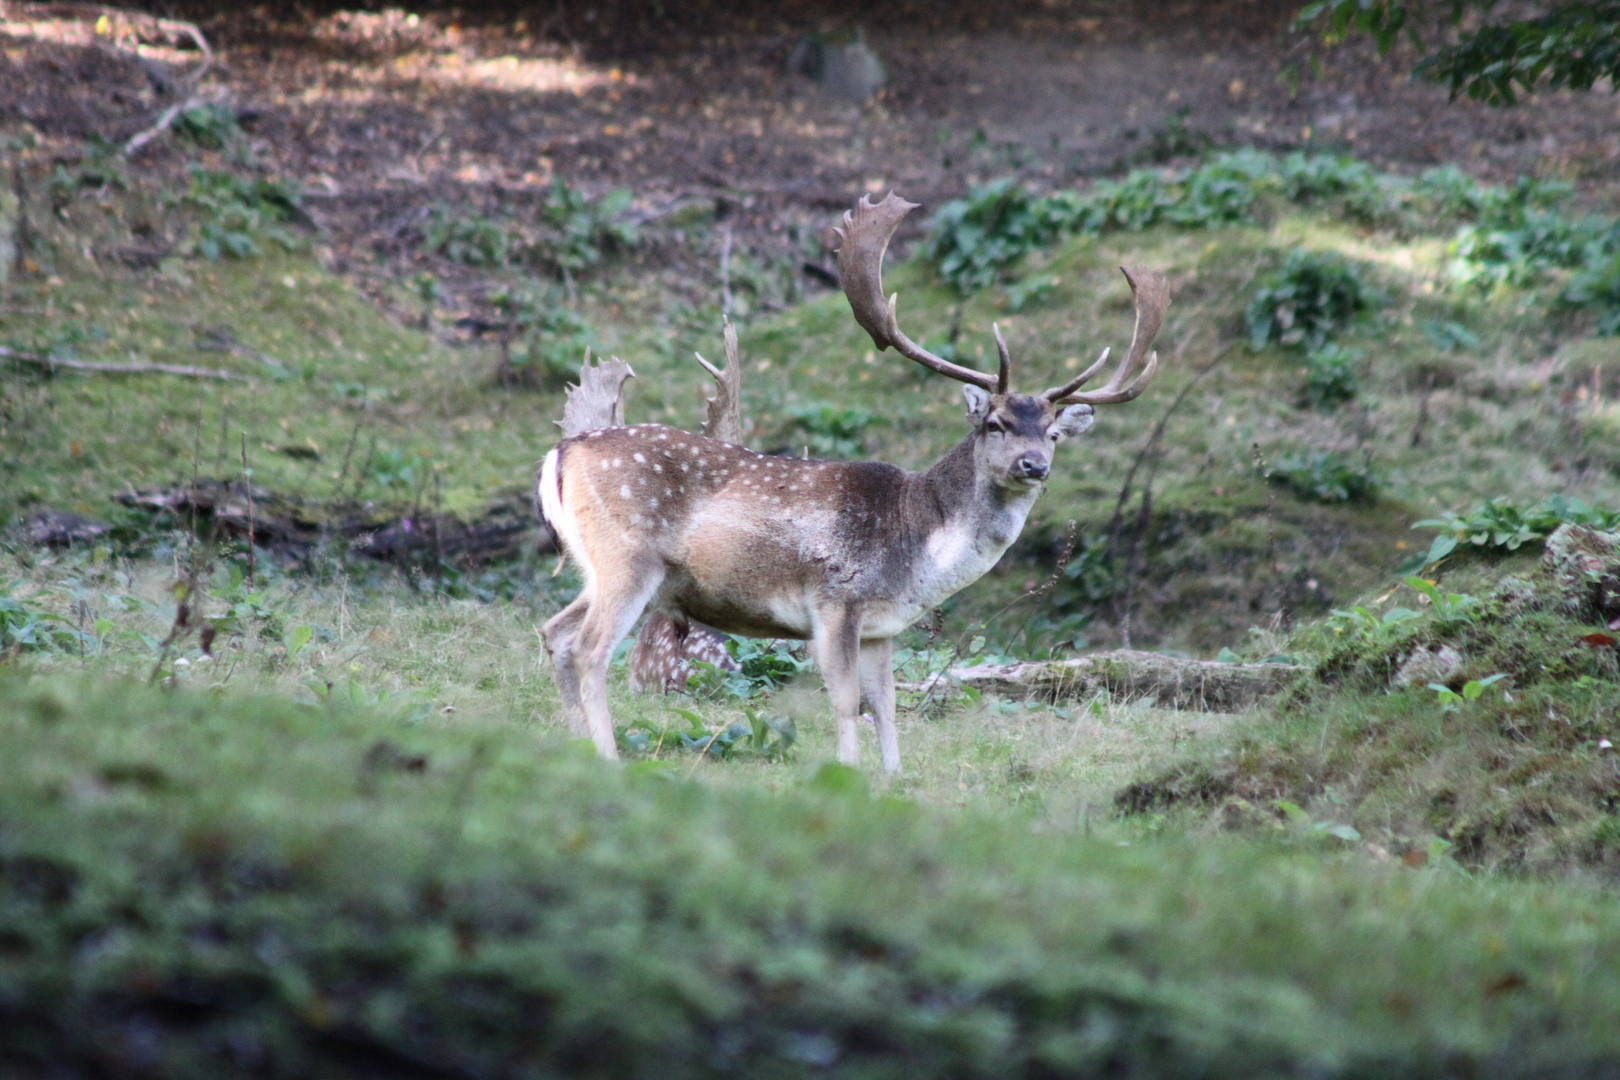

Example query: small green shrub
[924,179,1081,293]
[182,168,302,260]
[0,582,87,654]
[490,289,599,386]
[1278,152,1380,204]
[1404,495,1620,570]
[423,206,511,267]
[422,181,638,274]
[1301,344,1361,410]
[1564,251,1620,335]
[174,103,249,158]
[785,402,875,458]
[1267,451,1380,503]
[537,178,638,274]
[1246,251,1370,350]
[687,636,813,701]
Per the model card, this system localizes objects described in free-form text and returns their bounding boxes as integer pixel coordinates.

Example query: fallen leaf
[1580,633,1618,649]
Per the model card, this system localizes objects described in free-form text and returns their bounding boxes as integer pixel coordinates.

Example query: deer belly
[663,585,812,640]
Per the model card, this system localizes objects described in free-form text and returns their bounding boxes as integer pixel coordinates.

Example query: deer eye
[985,419,1004,434]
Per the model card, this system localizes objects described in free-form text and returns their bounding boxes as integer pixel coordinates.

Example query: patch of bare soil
[4,1,1618,295]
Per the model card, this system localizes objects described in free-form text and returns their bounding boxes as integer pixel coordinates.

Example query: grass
[8,671,1620,1077]
[1118,546,1620,876]
[6,141,1620,1071]
[8,152,1620,650]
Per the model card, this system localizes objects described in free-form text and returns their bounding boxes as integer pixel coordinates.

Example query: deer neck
[900,433,1040,608]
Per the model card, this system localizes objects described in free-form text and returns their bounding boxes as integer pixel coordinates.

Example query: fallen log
[942,650,1307,713]
[0,345,244,381]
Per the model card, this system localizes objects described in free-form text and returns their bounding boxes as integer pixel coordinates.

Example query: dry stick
[719,225,734,318]
[240,433,255,584]
[0,345,244,380]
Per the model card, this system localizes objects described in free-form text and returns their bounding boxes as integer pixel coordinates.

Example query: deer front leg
[570,567,665,761]
[813,604,864,767]
[541,594,592,738]
[859,637,899,775]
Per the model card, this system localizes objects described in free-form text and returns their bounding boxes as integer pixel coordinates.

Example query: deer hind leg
[813,604,863,767]
[859,637,900,775]
[541,593,592,738]
[571,563,665,760]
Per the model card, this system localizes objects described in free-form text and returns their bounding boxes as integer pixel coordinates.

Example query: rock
[945,650,1306,713]
[1542,524,1620,622]
[1490,574,1540,614]
[787,32,886,103]
[18,509,109,547]
[1392,644,1464,688]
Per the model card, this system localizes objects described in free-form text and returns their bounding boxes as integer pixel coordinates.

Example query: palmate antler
[557,350,635,438]
[693,317,743,445]
[1042,266,1170,405]
[833,192,1169,404]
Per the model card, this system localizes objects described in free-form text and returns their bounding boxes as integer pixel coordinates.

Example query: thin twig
[720,225,733,318]
[0,345,244,380]
[240,433,255,584]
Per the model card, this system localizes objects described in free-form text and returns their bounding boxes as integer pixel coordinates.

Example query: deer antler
[1042,266,1170,405]
[693,317,743,445]
[557,350,635,437]
[834,193,999,391]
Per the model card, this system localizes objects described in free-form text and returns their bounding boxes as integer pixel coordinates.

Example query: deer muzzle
[1013,453,1050,481]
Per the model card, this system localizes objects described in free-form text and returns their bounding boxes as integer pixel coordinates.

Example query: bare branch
[0,345,244,380]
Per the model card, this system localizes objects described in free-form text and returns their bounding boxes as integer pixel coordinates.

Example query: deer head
[835,192,1169,491]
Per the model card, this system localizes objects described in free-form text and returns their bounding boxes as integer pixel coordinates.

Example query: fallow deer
[538,192,1169,772]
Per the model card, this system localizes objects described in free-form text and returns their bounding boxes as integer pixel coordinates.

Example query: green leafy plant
[1266,451,1380,503]
[489,288,600,386]
[174,102,250,159]
[621,706,796,761]
[0,582,87,655]
[687,637,813,701]
[924,179,1081,293]
[1404,496,1620,570]
[785,402,875,458]
[1402,576,1481,627]
[1301,343,1361,410]
[423,207,512,267]
[1564,251,1620,335]
[537,178,638,274]
[1246,251,1370,350]
[1273,799,1362,843]
[1328,603,1422,646]
[1428,673,1510,711]
[1294,1,1620,106]
[183,168,302,260]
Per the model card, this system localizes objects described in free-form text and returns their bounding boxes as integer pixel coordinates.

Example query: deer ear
[1051,403,1095,439]
[963,384,991,421]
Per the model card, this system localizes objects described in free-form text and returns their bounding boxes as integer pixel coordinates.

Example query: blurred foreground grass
[5,671,1620,1078]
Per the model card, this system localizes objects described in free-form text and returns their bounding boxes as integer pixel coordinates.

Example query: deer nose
[1014,454,1049,480]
